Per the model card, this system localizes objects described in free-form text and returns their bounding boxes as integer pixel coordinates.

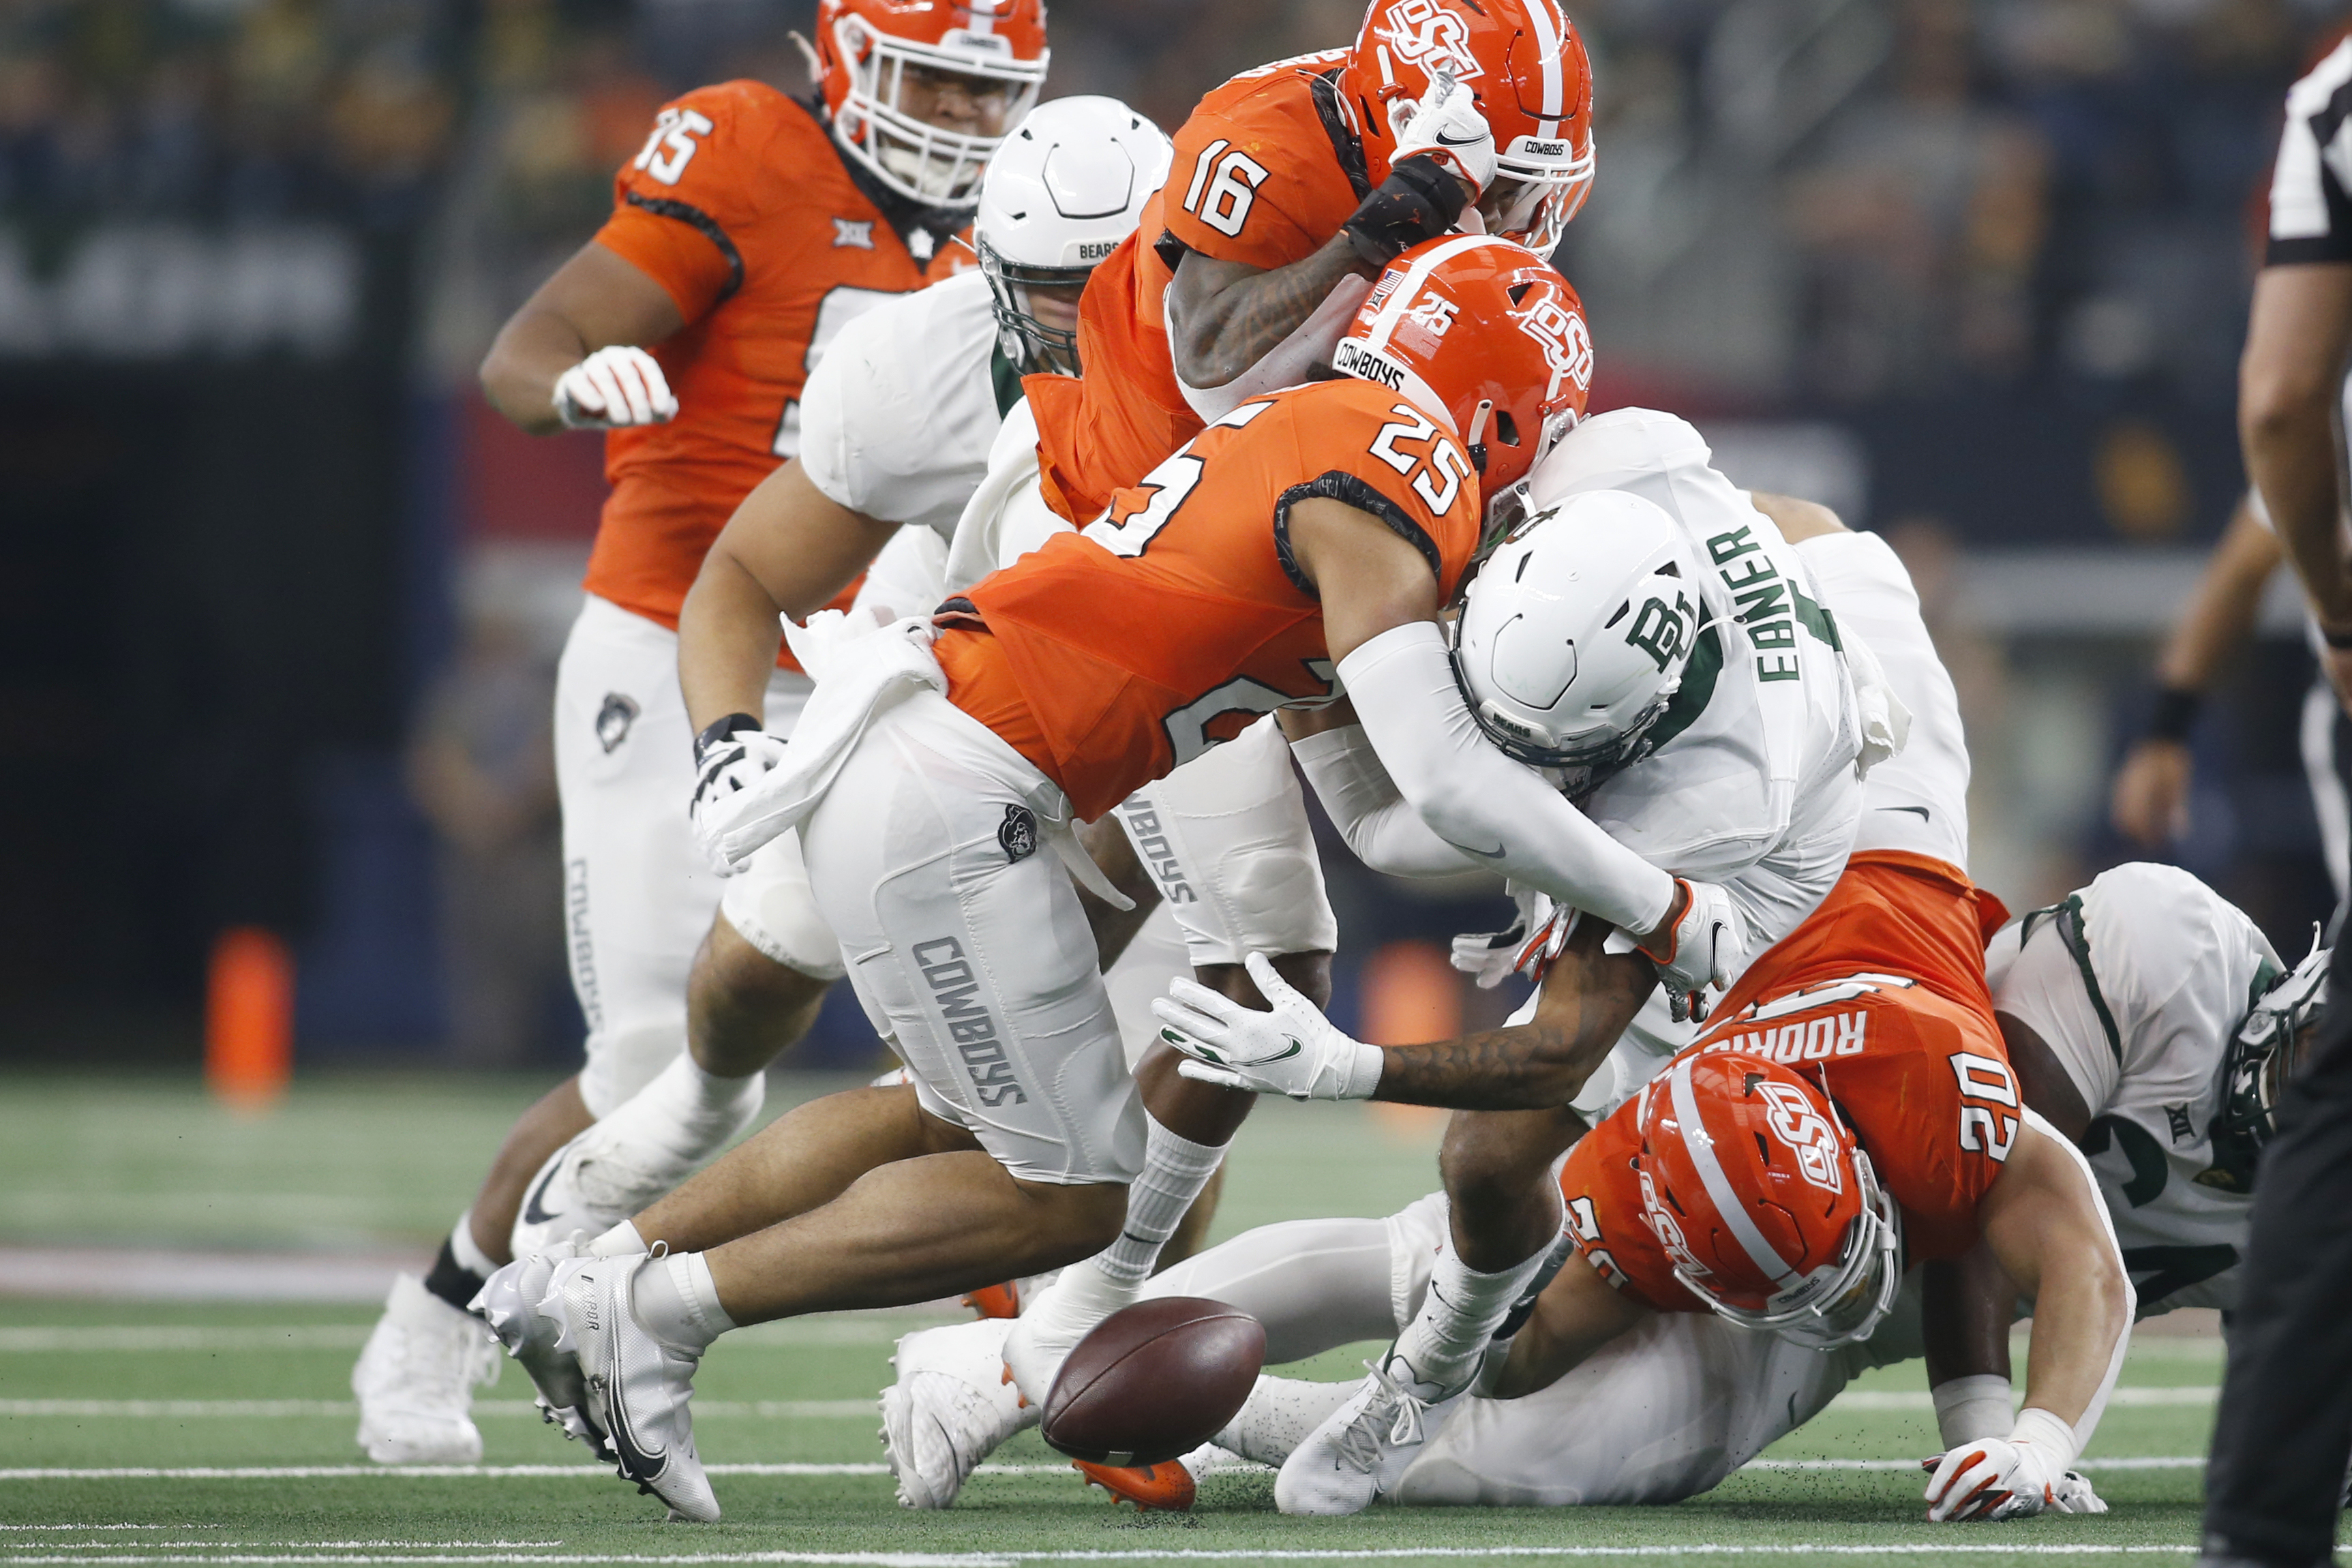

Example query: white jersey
[797,269,1009,544]
[1985,861,2280,1314]
[1531,410,1865,954]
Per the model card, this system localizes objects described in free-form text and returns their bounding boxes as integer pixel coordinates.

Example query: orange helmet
[1339,0,1596,252]
[1333,234,1593,496]
[1631,1053,1903,1349]
[813,0,1049,209]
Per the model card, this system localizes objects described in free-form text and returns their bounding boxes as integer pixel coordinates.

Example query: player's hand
[554,346,678,429]
[689,717,790,877]
[1451,884,1566,989]
[2048,1468,2109,1515]
[1390,70,1497,194]
[1635,879,1743,1023]
[1920,1436,2065,1522]
[2109,738,2191,847]
[1151,952,1385,1101]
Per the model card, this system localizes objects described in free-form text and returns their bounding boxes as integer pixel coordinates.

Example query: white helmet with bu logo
[1453,489,1702,776]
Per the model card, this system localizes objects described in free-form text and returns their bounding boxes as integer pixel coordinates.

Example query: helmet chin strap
[1466,397,1494,474]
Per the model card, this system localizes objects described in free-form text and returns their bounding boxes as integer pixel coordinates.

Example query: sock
[422,1214,494,1312]
[1216,1374,1359,1466]
[1004,1256,1138,1402]
[1098,1117,1225,1284]
[609,1054,766,1163]
[1390,1235,1552,1396]
[628,1251,735,1355]
[590,1219,648,1257]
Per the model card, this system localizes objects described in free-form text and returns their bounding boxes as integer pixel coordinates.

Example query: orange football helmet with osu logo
[1333,233,1594,499]
[1631,1052,1904,1349]
[1338,0,1597,252]
[811,0,1049,207]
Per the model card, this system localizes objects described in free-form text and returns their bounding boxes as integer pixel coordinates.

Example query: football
[1040,1297,1267,1466]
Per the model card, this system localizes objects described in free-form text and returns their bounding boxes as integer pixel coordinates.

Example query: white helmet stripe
[1522,0,1565,123]
[1666,1057,1803,1291]
[1359,232,1509,356]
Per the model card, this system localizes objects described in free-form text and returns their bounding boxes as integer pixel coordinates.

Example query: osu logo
[1756,1080,1844,1194]
[1517,295,1594,402]
[1373,0,1483,82]
[1639,1169,1712,1280]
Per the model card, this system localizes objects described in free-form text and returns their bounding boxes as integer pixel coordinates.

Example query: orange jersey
[1561,853,2024,1312]
[582,81,969,644]
[1037,51,1376,524]
[939,376,1479,820]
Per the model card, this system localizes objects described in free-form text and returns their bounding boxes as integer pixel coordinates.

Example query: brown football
[1040,1297,1267,1466]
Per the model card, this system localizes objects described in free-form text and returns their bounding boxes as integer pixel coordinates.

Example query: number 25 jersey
[937,376,1480,821]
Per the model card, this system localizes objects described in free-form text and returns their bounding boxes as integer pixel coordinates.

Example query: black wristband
[1343,154,1471,269]
[2146,687,2201,743]
[693,712,762,764]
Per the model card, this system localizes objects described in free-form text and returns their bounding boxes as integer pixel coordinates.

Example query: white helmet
[975,97,1171,376]
[1453,489,1704,774]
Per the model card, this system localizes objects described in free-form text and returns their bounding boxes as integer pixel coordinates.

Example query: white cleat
[470,1237,609,1458]
[1273,1349,1462,1516]
[543,1254,719,1522]
[509,1125,702,1261]
[879,1318,1038,1509]
[352,1273,501,1465]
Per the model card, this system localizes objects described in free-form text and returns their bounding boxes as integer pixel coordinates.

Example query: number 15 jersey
[937,376,1479,821]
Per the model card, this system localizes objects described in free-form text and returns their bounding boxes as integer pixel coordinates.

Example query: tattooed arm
[1372,918,1659,1111]
[1164,237,1377,391]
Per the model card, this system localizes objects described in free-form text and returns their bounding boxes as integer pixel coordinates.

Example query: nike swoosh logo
[1434,128,1483,146]
[520,1162,564,1227]
[1465,844,1507,860]
[1875,805,1931,820]
[1265,1039,1304,1064]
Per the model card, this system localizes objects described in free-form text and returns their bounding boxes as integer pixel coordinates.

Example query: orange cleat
[961,1281,1022,1319]
[1074,1458,1197,1511]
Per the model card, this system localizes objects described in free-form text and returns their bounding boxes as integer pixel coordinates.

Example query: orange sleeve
[1162,85,1359,270]
[598,81,782,324]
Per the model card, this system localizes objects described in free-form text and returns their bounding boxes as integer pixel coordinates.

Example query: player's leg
[1009,719,1336,1386]
[354,597,710,1464]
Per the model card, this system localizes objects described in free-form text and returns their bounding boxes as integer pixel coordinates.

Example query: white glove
[1391,69,1498,195]
[1921,1435,2066,1522]
[1635,878,1744,1023]
[689,725,791,877]
[554,346,678,428]
[1150,951,1385,1101]
[2049,1469,2109,1515]
[1451,884,1566,989]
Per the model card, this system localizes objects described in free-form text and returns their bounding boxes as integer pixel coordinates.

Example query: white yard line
[1822,1389,2215,1411]
[0,1544,2210,1566]
[0,1319,946,1355]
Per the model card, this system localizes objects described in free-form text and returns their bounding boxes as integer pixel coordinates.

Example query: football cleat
[1273,1350,1463,1516]
[1074,1442,1232,1511]
[961,1282,1023,1321]
[469,1236,609,1460]
[879,1317,1037,1509]
[352,1272,501,1465]
[509,1123,704,1262]
[543,1255,719,1522]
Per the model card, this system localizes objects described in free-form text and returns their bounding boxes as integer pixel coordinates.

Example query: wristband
[2008,1406,2081,1473]
[2145,687,2201,743]
[1344,155,1471,268]
[693,712,762,764]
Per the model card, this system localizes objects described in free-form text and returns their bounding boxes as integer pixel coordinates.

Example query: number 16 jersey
[937,376,1479,821]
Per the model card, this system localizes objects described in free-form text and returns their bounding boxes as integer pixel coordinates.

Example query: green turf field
[0,1072,2233,1565]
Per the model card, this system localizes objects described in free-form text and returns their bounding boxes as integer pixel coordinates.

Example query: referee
[2201,37,2352,1568]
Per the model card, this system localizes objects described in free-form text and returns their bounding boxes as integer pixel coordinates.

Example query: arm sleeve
[1338,620,1678,935]
[1288,723,1488,878]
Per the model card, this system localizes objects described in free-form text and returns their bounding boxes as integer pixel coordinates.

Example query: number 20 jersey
[584,81,968,639]
[1561,851,2023,1311]
[937,376,1479,822]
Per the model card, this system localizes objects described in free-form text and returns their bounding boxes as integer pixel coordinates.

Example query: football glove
[689,714,789,877]
[1389,70,1497,194]
[554,346,678,428]
[1451,884,1567,989]
[2049,1468,2109,1515]
[1635,878,1743,1023]
[1151,952,1385,1102]
[1343,155,1471,269]
[1921,1435,2066,1522]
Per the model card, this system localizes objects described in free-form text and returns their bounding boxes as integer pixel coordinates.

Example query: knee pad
[720,829,848,982]
[1121,719,1338,969]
